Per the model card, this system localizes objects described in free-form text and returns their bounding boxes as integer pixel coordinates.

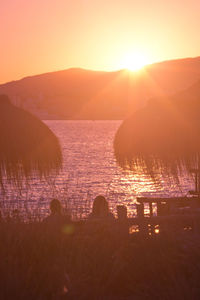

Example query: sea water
[0,120,194,219]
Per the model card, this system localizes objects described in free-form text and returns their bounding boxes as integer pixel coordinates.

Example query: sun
[120,52,150,71]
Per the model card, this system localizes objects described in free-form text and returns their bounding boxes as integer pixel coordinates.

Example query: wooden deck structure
[136,196,200,217]
[115,195,200,236]
[126,168,200,235]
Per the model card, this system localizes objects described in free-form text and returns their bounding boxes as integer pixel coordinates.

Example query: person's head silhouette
[92,195,110,217]
[50,199,62,215]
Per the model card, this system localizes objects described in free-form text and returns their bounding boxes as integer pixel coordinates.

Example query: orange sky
[1,0,200,83]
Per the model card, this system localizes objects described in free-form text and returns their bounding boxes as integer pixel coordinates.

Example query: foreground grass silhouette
[1,217,200,300]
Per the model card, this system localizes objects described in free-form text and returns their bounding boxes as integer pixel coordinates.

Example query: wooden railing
[116,197,200,236]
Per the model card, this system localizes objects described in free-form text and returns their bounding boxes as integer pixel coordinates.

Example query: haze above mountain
[1,56,200,119]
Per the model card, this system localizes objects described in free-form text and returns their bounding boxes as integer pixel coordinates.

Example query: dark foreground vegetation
[1,216,200,300]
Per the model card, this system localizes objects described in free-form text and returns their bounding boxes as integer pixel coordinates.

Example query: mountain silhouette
[1,57,200,119]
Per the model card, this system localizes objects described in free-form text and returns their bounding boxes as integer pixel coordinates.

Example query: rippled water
[0,120,195,218]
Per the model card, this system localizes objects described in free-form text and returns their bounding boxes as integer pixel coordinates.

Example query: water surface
[0,120,194,218]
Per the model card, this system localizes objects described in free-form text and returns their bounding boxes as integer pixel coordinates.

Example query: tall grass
[1,213,200,299]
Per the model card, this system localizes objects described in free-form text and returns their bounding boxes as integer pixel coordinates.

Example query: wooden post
[149,202,153,217]
[136,203,148,235]
[136,203,144,217]
[149,202,155,235]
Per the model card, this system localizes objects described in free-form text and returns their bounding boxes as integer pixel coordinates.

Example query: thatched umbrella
[0,95,62,189]
[114,95,200,184]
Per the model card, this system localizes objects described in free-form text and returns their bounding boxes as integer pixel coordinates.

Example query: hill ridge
[1,56,200,120]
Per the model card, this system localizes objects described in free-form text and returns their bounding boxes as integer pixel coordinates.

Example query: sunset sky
[1,0,200,83]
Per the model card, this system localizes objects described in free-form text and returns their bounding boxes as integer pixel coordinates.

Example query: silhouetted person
[44,199,71,226]
[50,198,62,214]
[42,199,71,297]
[86,196,116,248]
[89,195,114,220]
[117,205,127,220]
[116,205,129,239]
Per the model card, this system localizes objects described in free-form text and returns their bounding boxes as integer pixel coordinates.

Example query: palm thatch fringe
[0,95,62,189]
[114,96,200,183]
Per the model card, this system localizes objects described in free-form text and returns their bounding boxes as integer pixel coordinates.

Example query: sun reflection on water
[0,120,195,220]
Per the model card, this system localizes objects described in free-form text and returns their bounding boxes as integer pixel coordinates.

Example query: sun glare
[120,52,150,71]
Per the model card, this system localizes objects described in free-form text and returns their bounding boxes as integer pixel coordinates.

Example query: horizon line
[1,55,200,86]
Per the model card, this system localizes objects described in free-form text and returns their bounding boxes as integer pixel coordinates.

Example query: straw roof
[114,95,200,181]
[0,95,62,189]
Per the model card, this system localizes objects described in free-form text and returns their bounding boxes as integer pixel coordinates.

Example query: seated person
[89,195,114,220]
[86,196,115,238]
[44,198,71,225]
